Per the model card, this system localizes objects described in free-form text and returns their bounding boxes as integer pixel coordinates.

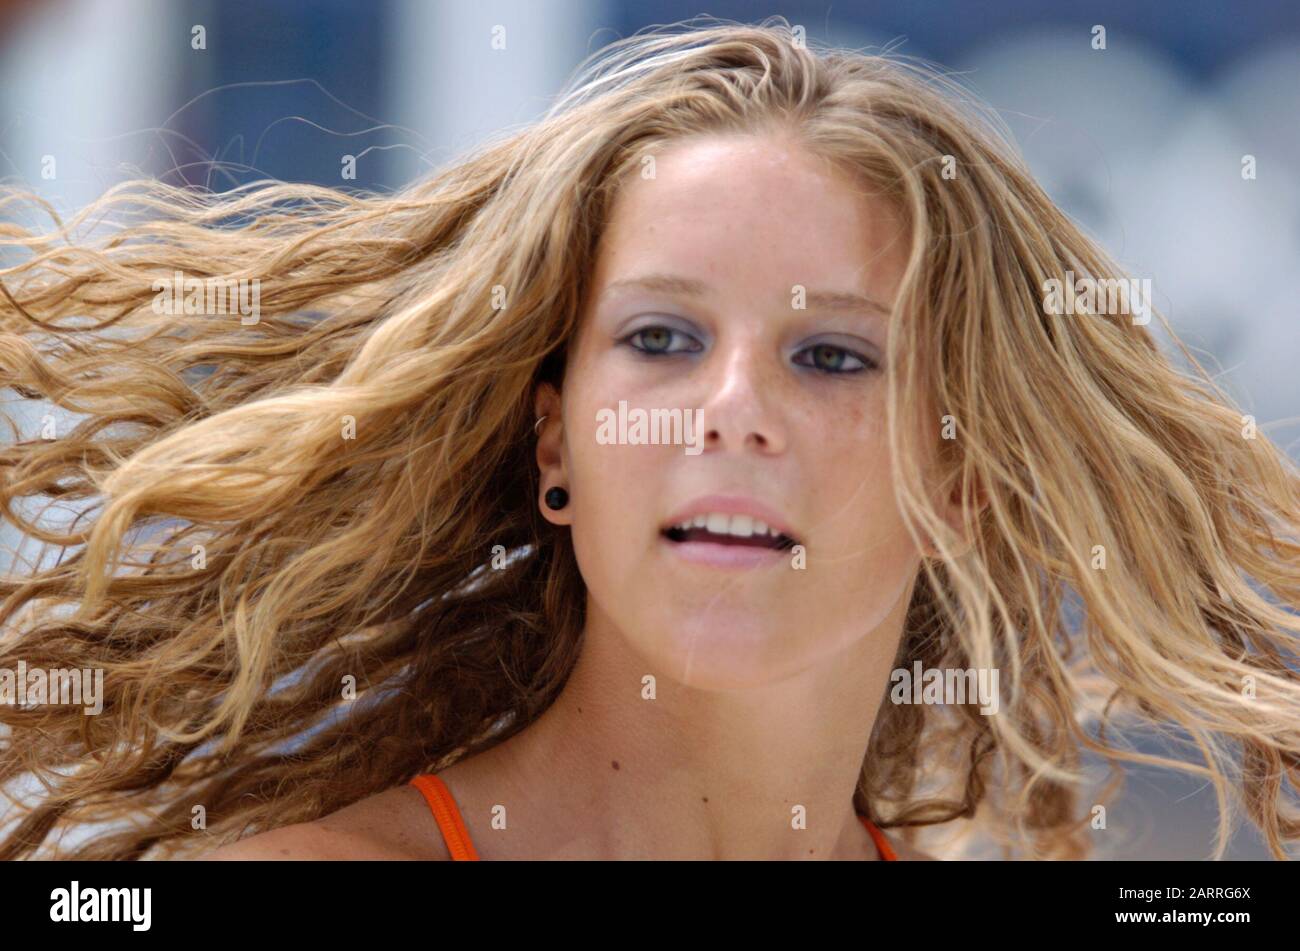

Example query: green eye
[637,327,672,352]
[623,325,701,355]
[794,343,875,375]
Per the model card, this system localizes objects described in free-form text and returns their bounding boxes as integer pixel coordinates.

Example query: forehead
[590,133,909,299]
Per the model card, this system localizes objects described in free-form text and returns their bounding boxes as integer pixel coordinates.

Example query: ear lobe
[533,383,570,525]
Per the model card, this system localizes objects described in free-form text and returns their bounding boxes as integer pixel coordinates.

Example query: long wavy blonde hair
[2,18,1298,860]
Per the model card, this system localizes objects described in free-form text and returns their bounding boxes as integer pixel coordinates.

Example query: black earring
[544,486,569,510]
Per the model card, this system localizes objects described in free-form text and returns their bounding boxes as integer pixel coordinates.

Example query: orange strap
[409,774,480,861]
[859,814,898,861]
[410,773,896,861]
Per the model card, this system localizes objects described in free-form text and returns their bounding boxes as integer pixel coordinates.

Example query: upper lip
[661,494,802,542]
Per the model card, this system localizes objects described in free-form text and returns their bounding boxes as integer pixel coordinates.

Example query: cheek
[561,341,679,543]
[813,397,920,582]
[570,442,661,543]
[562,384,668,588]
[824,451,914,558]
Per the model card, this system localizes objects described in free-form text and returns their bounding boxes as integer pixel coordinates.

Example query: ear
[533,382,571,526]
[923,468,988,559]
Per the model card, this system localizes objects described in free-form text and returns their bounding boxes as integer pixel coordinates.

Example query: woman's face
[541,131,929,688]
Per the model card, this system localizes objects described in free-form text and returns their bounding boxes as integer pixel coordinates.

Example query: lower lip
[659,533,791,569]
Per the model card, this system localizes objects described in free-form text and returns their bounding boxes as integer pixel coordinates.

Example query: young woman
[1,19,1297,861]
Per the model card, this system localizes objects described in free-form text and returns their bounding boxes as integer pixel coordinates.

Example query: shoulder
[196,783,449,861]
[196,823,345,861]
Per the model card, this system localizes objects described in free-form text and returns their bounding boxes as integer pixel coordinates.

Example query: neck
[447,580,913,860]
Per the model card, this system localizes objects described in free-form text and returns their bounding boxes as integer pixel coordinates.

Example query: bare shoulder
[196,783,448,861]
[197,822,345,861]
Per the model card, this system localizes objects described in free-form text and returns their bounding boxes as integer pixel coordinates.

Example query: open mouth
[660,517,799,551]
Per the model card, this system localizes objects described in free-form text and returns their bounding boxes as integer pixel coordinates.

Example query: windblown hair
[2,17,1298,860]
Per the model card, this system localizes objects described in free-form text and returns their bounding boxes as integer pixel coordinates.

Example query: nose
[696,336,788,455]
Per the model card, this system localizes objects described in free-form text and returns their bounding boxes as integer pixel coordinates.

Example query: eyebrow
[601,273,890,317]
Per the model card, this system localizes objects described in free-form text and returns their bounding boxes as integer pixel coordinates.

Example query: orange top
[409,772,897,861]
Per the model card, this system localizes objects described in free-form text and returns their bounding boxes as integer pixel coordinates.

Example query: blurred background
[1,0,1297,859]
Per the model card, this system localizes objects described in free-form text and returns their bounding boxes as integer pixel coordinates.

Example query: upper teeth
[670,513,786,539]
